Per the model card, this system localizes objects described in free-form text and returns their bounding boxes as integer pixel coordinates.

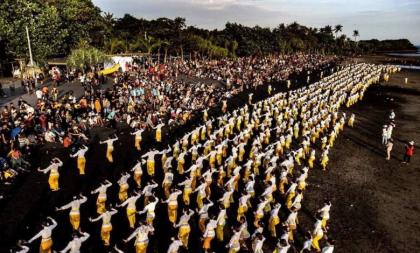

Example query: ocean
[386,45,420,57]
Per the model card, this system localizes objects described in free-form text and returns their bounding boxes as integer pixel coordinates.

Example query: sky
[92,0,420,45]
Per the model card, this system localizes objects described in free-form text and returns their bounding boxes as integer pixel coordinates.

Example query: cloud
[94,0,288,28]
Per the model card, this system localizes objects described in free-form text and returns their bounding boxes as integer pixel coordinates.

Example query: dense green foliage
[66,44,109,72]
[358,39,417,53]
[0,0,416,69]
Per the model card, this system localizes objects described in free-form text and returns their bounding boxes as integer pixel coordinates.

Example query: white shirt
[322,245,335,253]
[167,240,183,253]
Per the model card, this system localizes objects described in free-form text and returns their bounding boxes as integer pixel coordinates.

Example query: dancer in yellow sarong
[56,194,87,231]
[138,196,159,225]
[123,222,154,253]
[28,217,57,253]
[59,232,90,253]
[153,123,164,143]
[175,209,194,248]
[131,128,144,151]
[131,160,143,188]
[216,206,227,241]
[117,191,141,228]
[89,207,118,246]
[312,215,324,252]
[162,189,182,225]
[100,135,118,163]
[70,145,88,175]
[91,180,112,215]
[178,177,193,205]
[141,150,163,176]
[37,158,63,191]
[117,172,131,202]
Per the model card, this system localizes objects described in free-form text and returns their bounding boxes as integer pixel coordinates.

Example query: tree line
[0,0,417,71]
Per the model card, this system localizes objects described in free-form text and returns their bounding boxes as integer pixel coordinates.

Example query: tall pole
[26,26,37,86]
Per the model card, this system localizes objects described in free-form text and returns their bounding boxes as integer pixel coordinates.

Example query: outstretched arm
[89,214,103,223]
[28,230,43,244]
[124,228,139,242]
[56,201,72,211]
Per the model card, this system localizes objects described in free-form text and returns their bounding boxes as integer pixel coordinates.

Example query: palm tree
[105,37,125,54]
[353,30,360,42]
[103,12,115,27]
[334,24,343,39]
[130,35,162,62]
[161,40,171,63]
[322,25,333,35]
[67,47,109,73]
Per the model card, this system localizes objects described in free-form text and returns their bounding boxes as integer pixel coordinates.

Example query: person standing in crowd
[402,141,415,164]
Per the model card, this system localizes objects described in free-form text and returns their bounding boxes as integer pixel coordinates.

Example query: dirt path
[301,69,420,253]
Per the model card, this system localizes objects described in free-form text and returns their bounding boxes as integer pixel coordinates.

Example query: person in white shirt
[123,222,154,253]
[162,188,182,225]
[117,191,142,228]
[131,128,144,151]
[252,233,265,253]
[70,145,88,175]
[56,194,87,231]
[59,232,89,253]
[167,238,183,253]
[317,200,332,229]
[131,160,143,188]
[37,157,63,191]
[141,181,158,206]
[275,238,291,253]
[202,215,217,253]
[321,238,335,253]
[227,226,243,253]
[27,217,57,253]
[91,180,112,214]
[138,196,159,225]
[89,208,118,246]
[300,231,312,253]
[99,136,118,162]
[35,89,43,100]
[175,208,194,248]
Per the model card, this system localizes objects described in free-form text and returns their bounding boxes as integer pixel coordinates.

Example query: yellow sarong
[48,172,59,191]
[147,160,155,176]
[101,225,112,246]
[70,212,80,230]
[40,238,53,253]
[127,208,136,228]
[77,156,86,175]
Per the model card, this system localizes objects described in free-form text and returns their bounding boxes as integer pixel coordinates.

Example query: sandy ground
[300,69,420,253]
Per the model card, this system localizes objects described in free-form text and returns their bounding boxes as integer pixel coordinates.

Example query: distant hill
[358,39,417,53]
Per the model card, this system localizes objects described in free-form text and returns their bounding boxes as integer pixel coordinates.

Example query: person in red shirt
[403,141,415,164]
